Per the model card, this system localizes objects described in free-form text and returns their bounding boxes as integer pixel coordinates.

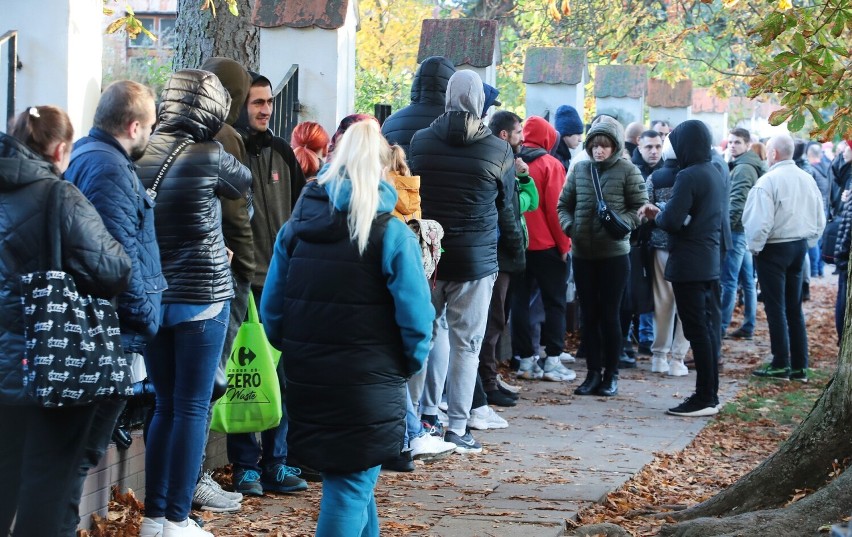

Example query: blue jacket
[65,128,166,351]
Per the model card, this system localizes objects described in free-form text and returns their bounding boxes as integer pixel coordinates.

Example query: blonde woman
[260,120,434,536]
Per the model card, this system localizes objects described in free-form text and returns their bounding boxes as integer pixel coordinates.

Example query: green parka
[557,121,648,259]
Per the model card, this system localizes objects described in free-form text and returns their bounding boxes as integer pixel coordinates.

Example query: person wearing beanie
[408,70,524,453]
[552,105,584,171]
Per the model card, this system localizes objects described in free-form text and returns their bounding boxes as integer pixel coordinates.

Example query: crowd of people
[0,52,847,537]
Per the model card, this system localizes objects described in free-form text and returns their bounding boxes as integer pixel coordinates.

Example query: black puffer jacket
[381,56,455,153]
[137,69,252,304]
[0,133,131,404]
[409,111,523,281]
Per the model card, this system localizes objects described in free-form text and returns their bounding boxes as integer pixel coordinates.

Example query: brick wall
[77,431,229,531]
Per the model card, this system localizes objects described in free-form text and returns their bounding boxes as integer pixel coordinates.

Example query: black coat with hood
[381,56,456,153]
[409,71,523,282]
[655,120,724,283]
[0,133,132,404]
[136,69,252,304]
[235,72,307,292]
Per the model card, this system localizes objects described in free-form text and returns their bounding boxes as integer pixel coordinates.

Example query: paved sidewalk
[206,359,741,536]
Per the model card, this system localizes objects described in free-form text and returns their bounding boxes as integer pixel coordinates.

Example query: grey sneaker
[192,477,241,512]
[444,429,483,454]
[199,471,243,503]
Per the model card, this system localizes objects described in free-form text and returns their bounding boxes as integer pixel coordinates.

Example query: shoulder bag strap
[44,180,65,270]
[590,164,607,209]
[146,139,194,200]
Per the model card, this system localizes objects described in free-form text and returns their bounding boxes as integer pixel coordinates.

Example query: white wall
[690,111,729,146]
[259,1,357,136]
[456,64,495,88]
[648,106,690,129]
[0,0,102,136]
[595,96,644,126]
[525,83,584,122]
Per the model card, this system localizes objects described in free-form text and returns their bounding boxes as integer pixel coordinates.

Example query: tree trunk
[172,0,258,71]
[672,334,852,521]
[659,462,852,537]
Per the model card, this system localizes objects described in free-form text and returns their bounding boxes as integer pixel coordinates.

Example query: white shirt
[742,159,826,254]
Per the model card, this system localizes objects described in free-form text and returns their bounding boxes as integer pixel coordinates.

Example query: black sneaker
[381,450,415,472]
[444,429,482,454]
[637,343,653,356]
[261,464,308,493]
[667,394,719,417]
[752,364,791,380]
[790,369,810,383]
[232,468,264,496]
[727,327,753,340]
[486,389,517,407]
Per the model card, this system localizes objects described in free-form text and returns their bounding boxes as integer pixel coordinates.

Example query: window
[127,14,176,50]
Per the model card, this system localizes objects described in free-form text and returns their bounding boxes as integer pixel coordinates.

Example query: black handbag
[20,181,131,407]
[591,164,632,240]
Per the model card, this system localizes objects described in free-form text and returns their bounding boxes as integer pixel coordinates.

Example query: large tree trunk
[172,0,258,71]
[672,327,852,520]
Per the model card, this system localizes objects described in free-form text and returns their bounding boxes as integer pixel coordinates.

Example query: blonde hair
[318,120,390,254]
[387,144,411,176]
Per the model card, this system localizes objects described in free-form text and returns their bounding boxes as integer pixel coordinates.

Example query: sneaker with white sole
[651,355,669,373]
[516,356,544,380]
[468,405,508,430]
[199,471,243,502]
[541,356,577,382]
[410,432,457,461]
[192,476,241,512]
[438,400,448,412]
[163,518,212,537]
[497,374,521,394]
[140,517,164,537]
[444,429,483,454]
[667,358,689,377]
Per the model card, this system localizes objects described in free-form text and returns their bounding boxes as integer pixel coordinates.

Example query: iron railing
[1,30,18,128]
[270,64,299,142]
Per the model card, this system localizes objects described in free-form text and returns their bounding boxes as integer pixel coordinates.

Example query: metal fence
[270,64,299,142]
[1,30,18,128]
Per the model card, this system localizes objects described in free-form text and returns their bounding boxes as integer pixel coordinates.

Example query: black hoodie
[655,120,724,282]
[381,56,456,154]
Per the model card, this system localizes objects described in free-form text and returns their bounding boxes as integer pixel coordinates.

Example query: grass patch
[719,368,831,427]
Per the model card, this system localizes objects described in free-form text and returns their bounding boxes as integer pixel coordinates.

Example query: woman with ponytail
[290,121,329,179]
[260,120,433,536]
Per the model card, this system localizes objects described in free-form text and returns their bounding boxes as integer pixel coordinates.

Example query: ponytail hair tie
[28,107,40,118]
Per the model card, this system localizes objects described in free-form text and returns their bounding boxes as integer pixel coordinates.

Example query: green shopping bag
[210,294,283,433]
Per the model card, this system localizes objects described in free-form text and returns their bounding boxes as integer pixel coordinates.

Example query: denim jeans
[144,303,230,521]
[721,232,756,333]
[755,240,809,370]
[573,255,629,372]
[403,388,426,449]
[638,313,655,344]
[0,404,97,537]
[672,280,721,401]
[317,466,381,537]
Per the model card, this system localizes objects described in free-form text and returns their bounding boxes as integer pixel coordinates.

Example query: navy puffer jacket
[136,69,252,304]
[0,133,132,404]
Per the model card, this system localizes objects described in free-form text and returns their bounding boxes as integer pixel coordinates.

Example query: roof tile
[647,78,692,108]
[252,0,349,30]
[523,47,587,85]
[417,19,498,68]
[594,65,647,99]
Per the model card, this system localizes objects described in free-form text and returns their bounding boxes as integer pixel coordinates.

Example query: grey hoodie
[445,70,485,116]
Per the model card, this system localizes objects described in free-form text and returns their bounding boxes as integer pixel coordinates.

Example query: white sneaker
[541,356,577,382]
[516,356,544,380]
[468,405,509,430]
[140,517,164,537]
[163,518,213,537]
[651,356,670,373]
[497,374,521,394]
[558,351,576,363]
[668,358,689,377]
[410,432,456,461]
[200,471,243,502]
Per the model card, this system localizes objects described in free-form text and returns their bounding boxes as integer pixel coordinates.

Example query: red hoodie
[520,116,571,254]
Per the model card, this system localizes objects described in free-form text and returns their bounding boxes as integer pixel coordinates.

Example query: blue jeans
[638,312,655,345]
[317,466,381,537]
[402,388,426,449]
[755,240,809,370]
[144,303,230,521]
[721,232,756,333]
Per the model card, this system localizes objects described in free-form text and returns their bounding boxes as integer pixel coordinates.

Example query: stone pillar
[523,47,587,121]
[647,78,692,128]
[690,87,729,145]
[593,65,647,126]
[254,0,357,135]
[0,0,103,136]
[417,19,499,88]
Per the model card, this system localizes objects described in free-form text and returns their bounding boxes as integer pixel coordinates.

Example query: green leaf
[805,104,826,128]
[791,33,806,54]
[788,111,805,132]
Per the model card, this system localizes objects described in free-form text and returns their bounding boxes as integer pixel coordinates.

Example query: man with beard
[62,80,166,533]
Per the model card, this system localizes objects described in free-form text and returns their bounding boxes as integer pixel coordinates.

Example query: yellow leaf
[228,0,239,16]
[721,0,739,7]
[561,0,571,16]
[105,16,127,35]
[103,7,115,15]
[778,0,792,10]
[548,0,561,20]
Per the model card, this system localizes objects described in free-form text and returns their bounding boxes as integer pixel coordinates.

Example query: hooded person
[552,105,585,171]
[481,83,501,119]
[557,119,647,398]
[408,69,524,452]
[511,116,575,383]
[381,56,456,153]
[638,120,725,418]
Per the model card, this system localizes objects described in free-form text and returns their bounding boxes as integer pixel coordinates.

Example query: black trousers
[511,248,568,358]
[573,255,629,372]
[672,280,721,401]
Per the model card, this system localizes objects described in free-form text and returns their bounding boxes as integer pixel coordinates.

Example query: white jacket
[743,159,826,254]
